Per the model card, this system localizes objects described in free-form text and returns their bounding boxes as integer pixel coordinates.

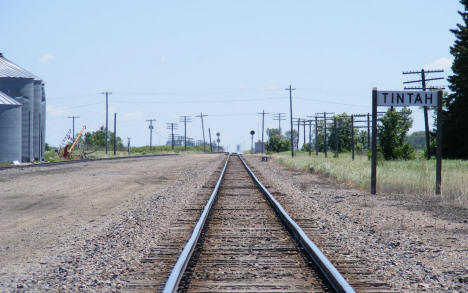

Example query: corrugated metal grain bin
[41,85,46,160]
[0,91,22,162]
[0,53,45,162]
[0,79,34,162]
[33,81,42,160]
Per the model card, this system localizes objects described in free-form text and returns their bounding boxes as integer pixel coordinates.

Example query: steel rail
[162,153,231,293]
[0,153,180,171]
[238,155,355,293]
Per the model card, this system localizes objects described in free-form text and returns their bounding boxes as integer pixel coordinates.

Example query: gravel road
[244,155,467,292]
[0,154,225,292]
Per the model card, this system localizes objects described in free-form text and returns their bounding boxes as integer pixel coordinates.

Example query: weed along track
[157,154,396,293]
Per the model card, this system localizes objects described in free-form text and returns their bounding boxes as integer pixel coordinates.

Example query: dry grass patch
[274,152,468,208]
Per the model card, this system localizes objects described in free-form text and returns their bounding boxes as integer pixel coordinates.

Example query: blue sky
[1,1,463,151]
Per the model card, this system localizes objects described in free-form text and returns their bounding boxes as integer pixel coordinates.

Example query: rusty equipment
[60,125,86,159]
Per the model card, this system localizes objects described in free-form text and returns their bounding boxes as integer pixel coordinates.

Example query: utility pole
[303,119,306,147]
[113,113,117,155]
[68,115,80,140]
[315,115,318,156]
[195,112,208,152]
[334,116,338,156]
[179,116,192,151]
[315,112,335,158]
[403,69,444,159]
[273,113,286,135]
[101,91,112,153]
[293,117,301,152]
[146,119,156,151]
[127,137,131,154]
[367,113,371,150]
[257,110,269,154]
[208,128,213,152]
[308,119,312,156]
[285,85,296,157]
[297,118,301,151]
[167,123,178,150]
[324,114,327,158]
[351,114,354,160]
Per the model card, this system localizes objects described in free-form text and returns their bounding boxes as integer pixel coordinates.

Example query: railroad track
[125,154,394,292]
[0,153,179,171]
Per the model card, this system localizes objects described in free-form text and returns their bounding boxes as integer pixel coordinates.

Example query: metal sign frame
[371,88,443,195]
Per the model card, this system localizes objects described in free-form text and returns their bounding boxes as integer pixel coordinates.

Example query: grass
[273,151,468,208]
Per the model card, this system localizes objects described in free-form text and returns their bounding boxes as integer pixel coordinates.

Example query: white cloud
[47,105,72,116]
[38,53,54,64]
[424,57,452,71]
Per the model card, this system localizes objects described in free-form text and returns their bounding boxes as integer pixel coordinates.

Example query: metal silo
[0,53,44,162]
[41,84,46,160]
[0,91,22,162]
[33,81,42,160]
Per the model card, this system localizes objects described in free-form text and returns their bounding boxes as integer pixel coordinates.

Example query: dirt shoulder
[244,155,467,292]
[0,154,225,291]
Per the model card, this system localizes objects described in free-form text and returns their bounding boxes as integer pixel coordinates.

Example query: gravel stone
[244,154,467,292]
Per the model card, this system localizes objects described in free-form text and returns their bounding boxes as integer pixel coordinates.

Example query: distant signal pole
[146,119,156,151]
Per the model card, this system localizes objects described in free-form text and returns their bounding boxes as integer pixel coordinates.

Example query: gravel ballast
[244,155,467,292]
[0,154,225,292]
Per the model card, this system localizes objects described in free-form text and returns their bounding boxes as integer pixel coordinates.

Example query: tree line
[266,108,415,160]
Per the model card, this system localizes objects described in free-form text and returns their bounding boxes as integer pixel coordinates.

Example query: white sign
[377,91,438,107]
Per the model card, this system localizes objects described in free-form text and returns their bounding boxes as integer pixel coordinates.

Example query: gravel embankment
[0,154,225,292]
[244,155,467,292]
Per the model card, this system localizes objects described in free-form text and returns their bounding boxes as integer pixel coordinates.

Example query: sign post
[435,90,443,194]
[371,89,377,194]
[371,89,442,195]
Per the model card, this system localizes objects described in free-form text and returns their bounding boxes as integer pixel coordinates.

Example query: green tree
[406,131,426,150]
[266,128,281,138]
[378,108,415,160]
[84,126,124,149]
[284,129,298,146]
[265,128,290,152]
[443,2,468,158]
[327,113,352,152]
